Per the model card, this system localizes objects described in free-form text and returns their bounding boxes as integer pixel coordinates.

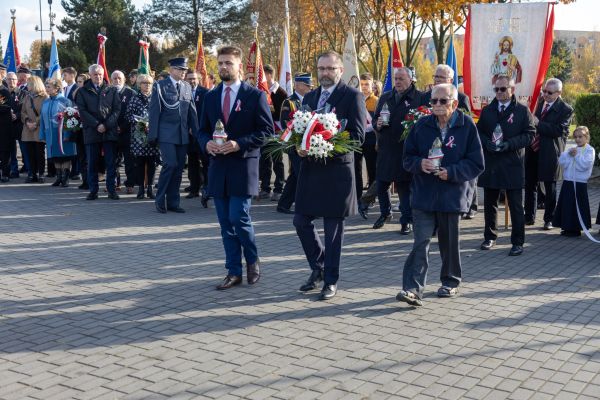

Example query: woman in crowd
[553,126,595,237]
[39,78,77,187]
[21,76,49,183]
[75,73,89,90]
[126,74,159,199]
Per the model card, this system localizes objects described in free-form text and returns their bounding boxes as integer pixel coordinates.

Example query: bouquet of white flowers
[57,106,81,142]
[265,109,361,160]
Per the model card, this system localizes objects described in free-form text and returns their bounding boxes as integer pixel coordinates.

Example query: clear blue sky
[2,0,598,65]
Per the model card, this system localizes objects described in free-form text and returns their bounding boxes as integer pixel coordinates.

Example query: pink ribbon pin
[507,113,514,124]
[446,136,456,148]
[235,100,241,112]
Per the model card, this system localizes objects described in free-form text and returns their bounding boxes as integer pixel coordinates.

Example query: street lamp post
[34,0,56,70]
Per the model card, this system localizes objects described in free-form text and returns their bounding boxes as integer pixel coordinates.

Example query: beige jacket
[21,94,48,142]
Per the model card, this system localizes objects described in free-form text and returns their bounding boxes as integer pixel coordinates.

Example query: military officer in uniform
[276,73,313,214]
[148,57,199,213]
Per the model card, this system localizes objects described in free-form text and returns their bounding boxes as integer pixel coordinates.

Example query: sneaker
[257,190,271,200]
[392,202,401,212]
[437,286,459,298]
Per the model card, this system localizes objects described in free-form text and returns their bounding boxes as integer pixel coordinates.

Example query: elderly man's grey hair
[545,77,563,92]
[393,66,413,79]
[435,64,455,80]
[6,72,17,79]
[111,70,125,79]
[88,64,104,74]
[432,83,458,101]
[495,75,516,87]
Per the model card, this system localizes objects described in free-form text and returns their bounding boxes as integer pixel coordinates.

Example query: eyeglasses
[432,75,449,80]
[493,87,508,93]
[430,98,452,105]
[542,90,557,95]
[317,67,339,72]
[139,82,152,85]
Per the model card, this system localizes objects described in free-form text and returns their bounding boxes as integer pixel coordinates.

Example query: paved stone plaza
[1,178,600,400]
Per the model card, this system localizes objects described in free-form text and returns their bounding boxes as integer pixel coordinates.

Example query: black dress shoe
[400,223,413,235]
[525,219,535,226]
[358,206,368,220]
[156,204,167,213]
[78,183,89,190]
[146,188,156,199]
[373,214,392,229]
[200,196,209,208]
[185,192,200,199]
[319,284,337,300]
[480,240,495,250]
[86,192,98,200]
[276,206,294,214]
[508,245,523,256]
[543,222,553,230]
[216,275,242,290]
[299,269,324,292]
[108,192,120,200]
[246,260,261,284]
[184,186,191,192]
[167,206,186,213]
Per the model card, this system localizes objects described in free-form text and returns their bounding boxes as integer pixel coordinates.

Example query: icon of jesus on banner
[490,35,522,84]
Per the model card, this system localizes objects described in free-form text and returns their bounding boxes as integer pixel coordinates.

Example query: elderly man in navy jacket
[148,57,199,213]
[396,83,484,307]
[198,46,273,290]
[295,50,367,300]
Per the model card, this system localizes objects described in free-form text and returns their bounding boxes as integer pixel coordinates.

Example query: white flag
[278,25,293,96]
[341,30,360,89]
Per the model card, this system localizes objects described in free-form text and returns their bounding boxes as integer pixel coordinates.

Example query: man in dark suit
[77,64,122,200]
[112,70,137,193]
[148,57,199,213]
[0,63,7,87]
[524,78,573,230]
[184,69,210,203]
[62,67,82,181]
[372,67,427,234]
[295,50,367,300]
[258,64,288,201]
[477,75,535,256]
[276,72,313,214]
[198,46,273,290]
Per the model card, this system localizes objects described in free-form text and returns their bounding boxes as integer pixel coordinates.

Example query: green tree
[546,40,573,83]
[59,0,141,73]
[39,40,89,74]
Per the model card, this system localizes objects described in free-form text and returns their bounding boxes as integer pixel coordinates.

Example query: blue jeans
[377,180,412,224]
[86,142,117,194]
[10,139,30,174]
[213,196,258,277]
[402,209,462,299]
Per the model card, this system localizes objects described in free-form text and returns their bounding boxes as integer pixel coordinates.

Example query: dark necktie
[531,103,549,152]
[500,104,506,113]
[176,82,181,97]
[223,87,231,124]
[540,103,550,119]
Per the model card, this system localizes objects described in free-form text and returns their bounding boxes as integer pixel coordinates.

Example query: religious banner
[341,30,360,89]
[464,2,554,115]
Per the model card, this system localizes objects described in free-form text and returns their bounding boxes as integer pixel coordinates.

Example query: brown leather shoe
[216,275,242,290]
[246,260,261,284]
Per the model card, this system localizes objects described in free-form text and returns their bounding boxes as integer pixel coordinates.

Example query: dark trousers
[156,142,186,209]
[278,151,300,210]
[525,180,556,223]
[213,195,258,277]
[402,209,462,299]
[362,142,377,186]
[116,139,135,187]
[377,180,412,224]
[484,188,525,246]
[25,142,46,177]
[259,148,284,194]
[354,151,364,200]
[76,137,87,184]
[187,150,207,194]
[87,142,117,194]
[0,150,10,178]
[135,156,156,188]
[293,213,345,285]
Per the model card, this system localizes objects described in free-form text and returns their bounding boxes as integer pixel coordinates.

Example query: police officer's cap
[294,72,312,86]
[168,57,188,70]
[17,66,32,74]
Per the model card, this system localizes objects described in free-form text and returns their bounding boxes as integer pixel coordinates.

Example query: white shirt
[559,144,596,183]
[169,76,181,92]
[64,83,76,98]
[320,82,339,98]
[498,100,510,112]
[221,80,241,113]
[269,81,280,94]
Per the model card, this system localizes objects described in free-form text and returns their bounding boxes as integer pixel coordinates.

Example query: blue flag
[445,35,459,88]
[383,52,392,92]
[3,22,19,73]
[48,33,61,79]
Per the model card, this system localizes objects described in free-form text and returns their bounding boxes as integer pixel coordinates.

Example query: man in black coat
[524,78,573,230]
[477,75,535,256]
[184,70,210,203]
[76,64,122,200]
[372,67,427,234]
[258,64,288,201]
[112,70,137,193]
[294,51,367,300]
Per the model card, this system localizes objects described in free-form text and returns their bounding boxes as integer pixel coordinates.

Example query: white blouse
[559,144,596,183]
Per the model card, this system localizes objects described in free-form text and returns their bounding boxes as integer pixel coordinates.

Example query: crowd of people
[0,49,598,304]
